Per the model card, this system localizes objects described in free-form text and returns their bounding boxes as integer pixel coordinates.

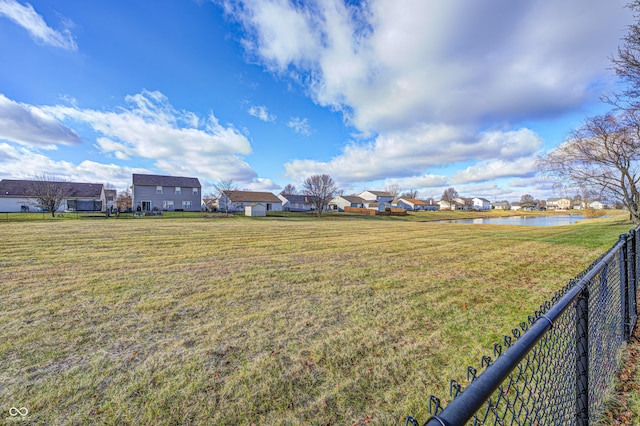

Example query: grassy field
[0,210,634,424]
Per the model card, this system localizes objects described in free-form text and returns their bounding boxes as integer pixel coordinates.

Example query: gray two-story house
[132,173,201,212]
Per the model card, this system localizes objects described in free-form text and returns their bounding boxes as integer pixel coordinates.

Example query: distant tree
[440,187,459,210]
[538,111,640,224]
[400,189,418,199]
[116,188,132,212]
[520,194,536,209]
[442,187,459,202]
[608,0,640,108]
[213,179,238,215]
[281,184,297,195]
[302,174,338,216]
[28,173,69,217]
[384,183,400,198]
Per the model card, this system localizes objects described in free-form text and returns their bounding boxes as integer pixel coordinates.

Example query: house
[329,196,366,211]
[358,191,394,207]
[245,203,266,217]
[438,199,465,210]
[278,194,319,212]
[492,201,510,210]
[455,197,475,210]
[547,197,571,210]
[132,173,201,212]
[572,201,585,210]
[0,179,105,212]
[364,201,386,213]
[423,199,440,211]
[472,197,491,211]
[510,202,522,211]
[589,201,605,210]
[216,190,282,212]
[105,189,117,211]
[395,198,428,211]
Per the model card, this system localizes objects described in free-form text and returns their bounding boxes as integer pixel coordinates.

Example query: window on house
[163,200,174,210]
[156,186,163,194]
[182,201,192,210]
[175,187,181,194]
[192,187,198,195]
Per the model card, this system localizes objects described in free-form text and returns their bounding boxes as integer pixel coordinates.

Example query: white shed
[245,203,266,217]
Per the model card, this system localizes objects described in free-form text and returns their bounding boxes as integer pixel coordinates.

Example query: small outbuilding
[245,203,266,217]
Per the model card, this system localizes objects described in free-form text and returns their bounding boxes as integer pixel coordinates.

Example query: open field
[0,210,634,424]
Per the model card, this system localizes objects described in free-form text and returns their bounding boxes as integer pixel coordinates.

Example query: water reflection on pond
[438,215,587,226]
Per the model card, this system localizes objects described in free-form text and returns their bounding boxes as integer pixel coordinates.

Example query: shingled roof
[222,190,281,203]
[133,173,201,188]
[0,179,103,198]
[280,194,318,204]
[339,196,366,204]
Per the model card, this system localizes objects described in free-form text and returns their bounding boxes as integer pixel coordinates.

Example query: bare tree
[383,183,400,198]
[302,174,337,216]
[116,188,132,212]
[609,0,640,108]
[400,189,418,199]
[280,184,297,195]
[538,111,640,223]
[441,187,459,210]
[520,194,536,209]
[212,179,238,215]
[442,187,458,201]
[29,174,68,217]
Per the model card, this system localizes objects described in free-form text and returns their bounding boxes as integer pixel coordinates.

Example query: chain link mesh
[418,230,639,425]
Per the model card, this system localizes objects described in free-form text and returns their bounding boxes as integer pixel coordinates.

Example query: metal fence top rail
[422,234,630,426]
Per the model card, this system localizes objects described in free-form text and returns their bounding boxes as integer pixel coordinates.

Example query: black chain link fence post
[620,234,630,341]
[413,226,640,425]
[575,288,589,425]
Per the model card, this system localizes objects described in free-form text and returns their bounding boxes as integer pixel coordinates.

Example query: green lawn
[0,210,634,424]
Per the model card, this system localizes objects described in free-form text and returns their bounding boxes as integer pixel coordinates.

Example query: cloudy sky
[0,0,633,200]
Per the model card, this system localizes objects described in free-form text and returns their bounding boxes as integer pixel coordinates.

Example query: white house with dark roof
[395,197,428,211]
[132,173,201,212]
[438,199,465,210]
[328,195,366,211]
[0,179,106,212]
[277,194,318,212]
[216,190,282,212]
[359,190,394,205]
[492,201,510,210]
[472,197,491,211]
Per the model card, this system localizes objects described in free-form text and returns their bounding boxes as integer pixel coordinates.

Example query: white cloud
[0,0,77,50]
[241,177,280,191]
[0,94,81,147]
[384,174,449,192]
[450,157,539,185]
[224,0,630,194]
[42,90,258,182]
[0,143,145,189]
[224,0,629,133]
[287,117,311,136]
[248,105,276,122]
[284,126,542,184]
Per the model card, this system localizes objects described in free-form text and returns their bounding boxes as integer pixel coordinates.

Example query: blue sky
[0,0,634,200]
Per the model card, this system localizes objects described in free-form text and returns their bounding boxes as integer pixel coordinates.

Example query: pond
[438,215,588,227]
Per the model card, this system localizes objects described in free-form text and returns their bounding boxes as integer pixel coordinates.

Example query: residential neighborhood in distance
[0,173,615,215]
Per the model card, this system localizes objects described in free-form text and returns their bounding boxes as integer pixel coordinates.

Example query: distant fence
[343,207,407,216]
[408,227,639,425]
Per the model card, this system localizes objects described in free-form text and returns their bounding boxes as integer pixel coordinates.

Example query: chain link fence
[408,227,639,426]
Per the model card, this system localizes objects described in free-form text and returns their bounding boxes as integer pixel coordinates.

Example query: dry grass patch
[0,212,633,424]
